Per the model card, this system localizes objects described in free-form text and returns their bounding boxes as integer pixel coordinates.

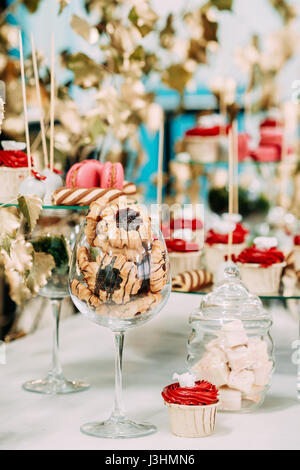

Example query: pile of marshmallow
[192,319,273,411]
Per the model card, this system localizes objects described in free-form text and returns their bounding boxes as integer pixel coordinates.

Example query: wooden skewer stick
[232,120,239,214]
[157,118,164,224]
[18,30,31,176]
[228,127,234,262]
[31,33,48,169]
[49,33,55,172]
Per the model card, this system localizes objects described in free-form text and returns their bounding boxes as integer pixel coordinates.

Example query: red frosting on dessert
[185,125,231,138]
[166,238,199,252]
[170,218,203,230]
[162,380,218,406]
[235,245,285,268]
[294,235,300,246]
[206,223,248,245]
[0,150,31,168]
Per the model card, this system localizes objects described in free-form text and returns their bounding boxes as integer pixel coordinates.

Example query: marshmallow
[173,228,193,242]
[223,320,248,348]
[244,385,264,404]
[193,352,230,388]
[222,213,243,224]
[227,346,254,371]
[228,370,255,394]
[212,219,236,235]
[2,140,26,151]
[218,386,242,411]
[253,361,273,387]
[248,337,269,365]
[173,372,196,388]
[254,236,278,250]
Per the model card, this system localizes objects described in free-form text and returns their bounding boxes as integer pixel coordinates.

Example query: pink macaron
[66,160,103,188]
[101,162,124,191]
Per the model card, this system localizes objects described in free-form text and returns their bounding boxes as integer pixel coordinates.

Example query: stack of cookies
[70,195,168,319]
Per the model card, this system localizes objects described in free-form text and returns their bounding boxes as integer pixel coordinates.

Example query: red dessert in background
[0,150,31,168]
[235,245,285,268]
[166,239,199,252]
[294,235,300,246]
[206,223,248,245]
[162,380,218,406]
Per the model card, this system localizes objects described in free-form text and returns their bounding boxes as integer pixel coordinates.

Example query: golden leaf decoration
[18,194,42,233]
[128,1,158,37]
[162,64,193,94]
[65,53,105,89]
[57,0,72,14]
[70,14,99,44]
[23,0,42,14]
[5,269,32,306]
[0,208,21,237]
[26,252,55,295]
[1,238,33,273]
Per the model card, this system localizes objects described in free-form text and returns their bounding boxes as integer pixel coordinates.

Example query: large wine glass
[23,211,89,394]
[69,200,170,438]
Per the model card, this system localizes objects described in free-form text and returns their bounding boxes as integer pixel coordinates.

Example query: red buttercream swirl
[162,381,218,406]
[166,238,199,252]
[294,235,300,246]
[235,245,285,268]
[185,125,230,138]
[0,150,34,168]
[170,218,203,230]
[206,223,248,245]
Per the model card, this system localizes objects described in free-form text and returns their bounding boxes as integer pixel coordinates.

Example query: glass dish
[69,199,171,438]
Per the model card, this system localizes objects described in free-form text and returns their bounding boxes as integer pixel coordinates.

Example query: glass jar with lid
[187,265,274,412]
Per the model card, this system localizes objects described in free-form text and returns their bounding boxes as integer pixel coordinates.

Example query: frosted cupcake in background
[162,372,219,438]
[163,205,204,277]
[204,214,248,281]
[236,237,285,295]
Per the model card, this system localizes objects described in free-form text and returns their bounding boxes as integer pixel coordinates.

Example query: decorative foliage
[17,194,42,232]
[0,200,53,306]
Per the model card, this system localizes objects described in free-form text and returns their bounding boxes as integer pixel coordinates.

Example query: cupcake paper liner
[238,262,286,295]
[165,401,218,438]
[169,251,202,278]
[184,136,219,163]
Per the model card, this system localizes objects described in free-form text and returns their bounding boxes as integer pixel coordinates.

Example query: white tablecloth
[0,293,299,450]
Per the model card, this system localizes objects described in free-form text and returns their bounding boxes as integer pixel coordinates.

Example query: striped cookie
[172,269,213,292]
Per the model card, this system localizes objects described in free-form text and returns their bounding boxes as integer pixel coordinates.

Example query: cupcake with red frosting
[162,372,219,438]
[0,141,30,202]
[163,207,204,277]
[293,235,300,272]
[183,115,228,163]
[205,215,248,280]
[166,238,202,277]
[236,237,285,295]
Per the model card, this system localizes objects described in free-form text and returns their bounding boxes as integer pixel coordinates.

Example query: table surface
[1,292,300,450]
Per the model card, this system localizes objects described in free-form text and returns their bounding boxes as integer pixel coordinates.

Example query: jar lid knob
[224,264,240,279]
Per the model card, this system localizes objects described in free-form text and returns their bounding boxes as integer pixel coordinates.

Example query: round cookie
[94,200,152,255]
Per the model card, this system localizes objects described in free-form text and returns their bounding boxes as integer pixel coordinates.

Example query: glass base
[80,415,157,439]
[23,376,90,395]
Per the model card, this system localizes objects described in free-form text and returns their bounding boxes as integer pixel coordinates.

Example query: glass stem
[112,331,125,419]
[49,299,63,380]
[297,300,300,401]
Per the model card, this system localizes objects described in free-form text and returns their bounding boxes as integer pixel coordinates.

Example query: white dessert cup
[183,136,219,163]
[205,243,247,281]
[0,167,28,202]
[169,251,202,278]
[165,401,218,438]
[237,262,286,295]
[294,246,300,272]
